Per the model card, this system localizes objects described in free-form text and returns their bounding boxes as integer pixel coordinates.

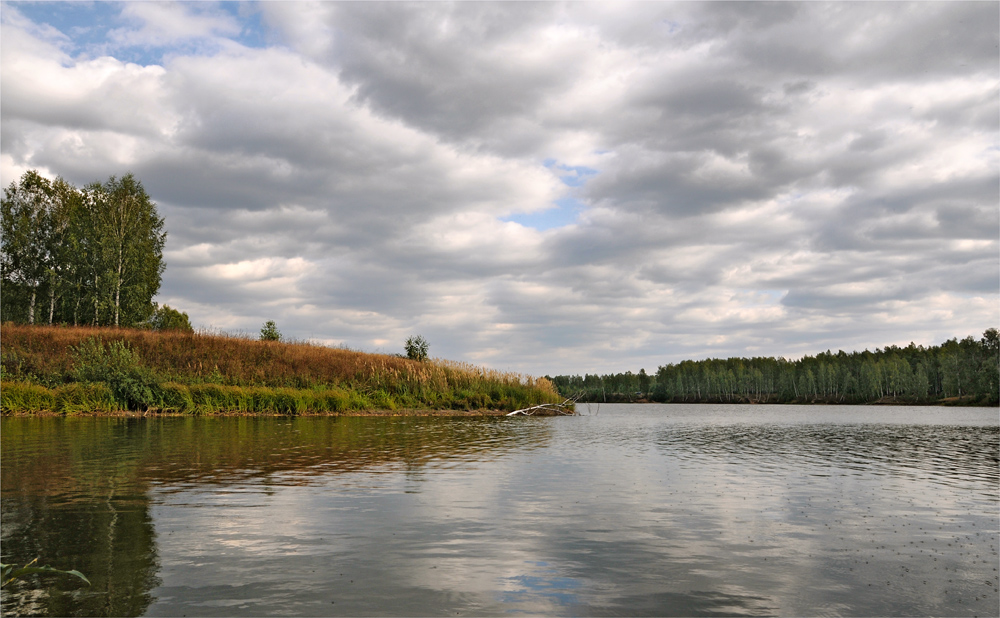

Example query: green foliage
[2,558,90,588]
[260,320,281,341]
[185,384,317,414]
[0,349,22,382]
[182,384,382,414]
[1,382,119,415]
[270,388,305,414]
[71,338,160,410]
[147,304,193,332]
[248,387,279,413]
[55,382,118,414]
[347,390,373,410]
[0,382,55,413]
[550,328,1000,406]
[157,382,193,412]
[312,388,352,412]
[0,377,563,415]
[81,173,165,327]
[188,383,241,412]
[1,170,165,327]
[405,335,429,362]
[0,171,57,324]
[369,389,397,410]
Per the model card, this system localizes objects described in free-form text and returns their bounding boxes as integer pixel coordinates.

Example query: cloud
[111,2,240,48]
[1,1,997,374]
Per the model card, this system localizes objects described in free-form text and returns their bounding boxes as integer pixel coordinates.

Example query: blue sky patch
[217,1,268,49]
[10,1,122,58]
[502,197,584,231]
[544,159,598,187]
[8,1,269,66]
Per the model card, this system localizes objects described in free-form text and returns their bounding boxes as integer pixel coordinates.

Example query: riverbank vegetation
[549,329,999,406]
[0,324,561,415]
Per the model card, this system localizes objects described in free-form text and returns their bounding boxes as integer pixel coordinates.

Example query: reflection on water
[0,416,552,616]
[2,406,997,617]
[660,423,999,493]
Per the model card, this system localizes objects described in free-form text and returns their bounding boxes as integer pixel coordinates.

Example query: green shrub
[313,388,351,412]
[272,388,304,414]
[246,387,273,413]
[183,386,306,414]
[0,350,24,382]
[71,338,160,410]
[55,382,117,414]
[257,387,306,414]
[392,392,418,409]
[189,383,244,413]
[146,304,194,332]
[420,390,448,408]
[260,320,281,341]
[348,391,372,410]
[305,388,383,412]
[370,389,397,410]
[1,382,55,414]
[404,335,429,361]
[233,387,254,411]
[452,388,491,410]
[158,382,193,412]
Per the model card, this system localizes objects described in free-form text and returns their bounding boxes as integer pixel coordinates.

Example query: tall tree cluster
[1,170,165,328]
[549,329,1000,406]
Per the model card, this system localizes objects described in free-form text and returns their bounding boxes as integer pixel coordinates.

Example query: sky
[1,1,997,376]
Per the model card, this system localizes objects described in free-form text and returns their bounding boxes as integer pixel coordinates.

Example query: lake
[1,404,997,616]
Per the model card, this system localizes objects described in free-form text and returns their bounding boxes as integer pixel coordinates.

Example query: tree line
[548,329,1000,406]
[2,170,169,329]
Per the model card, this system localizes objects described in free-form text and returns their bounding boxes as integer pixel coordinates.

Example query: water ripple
[656,423,999,491]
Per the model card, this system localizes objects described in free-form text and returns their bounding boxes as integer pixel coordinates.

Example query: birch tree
[3,170,167,327]
[1,171,56,324]
[83,174,165,327]
[43,178,81,324]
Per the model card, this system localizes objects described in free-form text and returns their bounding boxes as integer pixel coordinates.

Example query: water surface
[2,405,998,616]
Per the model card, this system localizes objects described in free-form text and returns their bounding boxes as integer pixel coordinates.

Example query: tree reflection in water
[2,409,996,616]
[0,416,551,616]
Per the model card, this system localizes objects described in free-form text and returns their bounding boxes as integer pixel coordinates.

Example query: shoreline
[4,398,993,417]
[0,325,564,416]
[0,408,567,418]
[570,396,996,407]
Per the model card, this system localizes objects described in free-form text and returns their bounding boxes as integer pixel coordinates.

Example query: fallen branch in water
[507,394,581,416]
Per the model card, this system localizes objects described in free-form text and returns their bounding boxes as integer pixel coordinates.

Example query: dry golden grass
[1,324,560,412]
[3,324,418,385]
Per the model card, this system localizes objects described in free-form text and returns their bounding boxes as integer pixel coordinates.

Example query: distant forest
[548,329,1000,406]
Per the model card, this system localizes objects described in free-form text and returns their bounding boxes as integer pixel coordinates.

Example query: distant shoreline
[577,397,995,407]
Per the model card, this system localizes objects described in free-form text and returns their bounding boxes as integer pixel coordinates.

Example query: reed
[0,382,55,414]
[0,324,561,414]
[54,383,118,415]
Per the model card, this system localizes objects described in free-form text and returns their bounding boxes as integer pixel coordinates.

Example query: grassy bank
[0,324,562,415]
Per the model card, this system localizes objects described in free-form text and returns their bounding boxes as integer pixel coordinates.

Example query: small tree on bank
[147,304,193,332]
[260,320,281,341]
[405,335,429,361]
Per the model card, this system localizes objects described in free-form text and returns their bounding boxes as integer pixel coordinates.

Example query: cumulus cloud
[1,1,996,374]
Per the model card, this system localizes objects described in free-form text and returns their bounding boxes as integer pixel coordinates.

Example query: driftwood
[507,395,580,416]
